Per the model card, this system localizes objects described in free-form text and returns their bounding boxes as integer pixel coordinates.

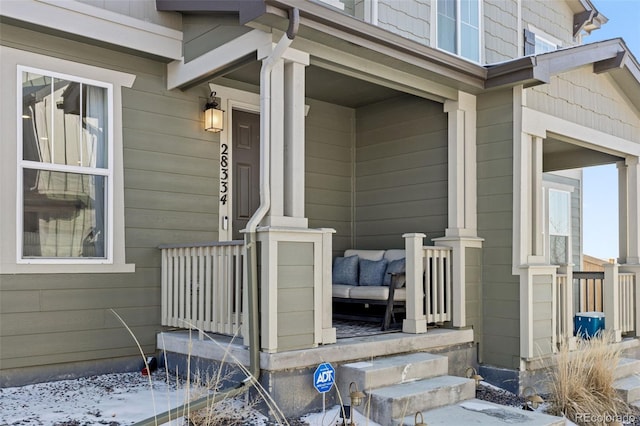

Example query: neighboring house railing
[159,241,245,338]
[574,271,604,312]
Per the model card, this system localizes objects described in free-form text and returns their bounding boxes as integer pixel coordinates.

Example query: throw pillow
[332,255,359,286]
[383,258,406,288]
[359,258,388,286]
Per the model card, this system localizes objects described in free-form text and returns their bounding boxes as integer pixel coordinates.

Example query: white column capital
[443,90,476,113]
[258,43,310,65]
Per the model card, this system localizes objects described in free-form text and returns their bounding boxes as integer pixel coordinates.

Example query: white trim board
[0,0,182,60]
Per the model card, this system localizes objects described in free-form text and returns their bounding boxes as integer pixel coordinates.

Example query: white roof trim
[167,29,272,90]
[523,106,640,157]
[0,0,183,60]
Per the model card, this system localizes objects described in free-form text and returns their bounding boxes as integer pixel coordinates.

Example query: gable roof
[485,38,640,110]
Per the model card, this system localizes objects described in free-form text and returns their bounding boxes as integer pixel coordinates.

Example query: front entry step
[365,375,476,425]
[337,352,448,399]
[615,357,640,380]
[614,373,640,403]
[395,399,566,426]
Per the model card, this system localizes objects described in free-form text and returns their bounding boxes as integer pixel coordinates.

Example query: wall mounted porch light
[204,90,224,133]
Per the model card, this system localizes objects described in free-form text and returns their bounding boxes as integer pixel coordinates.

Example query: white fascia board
[294,37,458,102]
[522,106,640,157]
[167,29,272,90]
[0,0,183,60]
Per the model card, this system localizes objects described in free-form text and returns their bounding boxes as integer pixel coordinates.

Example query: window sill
[0,262,135,274]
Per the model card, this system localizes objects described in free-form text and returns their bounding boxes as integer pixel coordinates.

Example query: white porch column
[284,60,308,223]
[259,45,310,228]
[531,135,544,258]
[441,92,483,331]
[403,233,428,334]
[618,161,628,263]
[269,59,285,220]
[514,131,546,265]
[443,91,477,237]
[603,262,622,342]
[626,156,640,264]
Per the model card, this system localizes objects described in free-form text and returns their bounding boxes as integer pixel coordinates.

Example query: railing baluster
[160,241,245,338]
[204,246,212,332]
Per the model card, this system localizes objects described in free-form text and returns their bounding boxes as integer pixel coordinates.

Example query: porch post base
[322,327,336,344]
[264,215,308,228]
[402,319,427,334]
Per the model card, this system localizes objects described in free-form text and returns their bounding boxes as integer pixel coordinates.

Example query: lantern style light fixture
[204,90,224,133]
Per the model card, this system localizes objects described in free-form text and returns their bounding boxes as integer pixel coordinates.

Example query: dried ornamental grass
[547,332,628,425]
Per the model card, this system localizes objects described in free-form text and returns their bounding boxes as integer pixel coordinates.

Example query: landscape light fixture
[465,366,484,388]
[414,412,428,425]
[523,386,544,410]
[204,90,224,133]
[349,382,366,407]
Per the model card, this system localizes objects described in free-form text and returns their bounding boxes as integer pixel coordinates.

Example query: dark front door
[232,110,260,240]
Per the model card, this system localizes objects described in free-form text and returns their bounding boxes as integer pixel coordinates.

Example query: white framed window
[18,66,113,263]
[1,46,135,273]
[535,35,558,54]
[436,0,481,62]
[524,26,561,56]
[548,188,571,265]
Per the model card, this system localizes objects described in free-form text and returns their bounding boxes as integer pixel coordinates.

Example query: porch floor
[157,323,474,373]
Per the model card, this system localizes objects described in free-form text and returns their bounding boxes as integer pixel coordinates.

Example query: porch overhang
[156,0,487,97]
[485,39,640,111]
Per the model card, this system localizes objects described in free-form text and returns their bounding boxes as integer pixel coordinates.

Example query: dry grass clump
[547,332,628,425]
[180,369,258,426]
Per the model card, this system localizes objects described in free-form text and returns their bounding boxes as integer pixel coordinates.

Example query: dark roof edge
[156,0,267,24]
[264,0,487,84]
[485,38,640,90]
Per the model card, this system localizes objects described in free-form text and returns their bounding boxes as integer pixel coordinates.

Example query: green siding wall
[354,94,448,249]
[477,89,520,369]
[0,24,219,373]
[277,242,315,351]
[305,99,355,254]
[182,15,252,63]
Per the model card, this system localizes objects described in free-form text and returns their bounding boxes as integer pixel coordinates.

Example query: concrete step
[394,399,566,426]
[337,352,448,400]
[614,374,640,403]
[614,357,640,380]
[362,375,476,426]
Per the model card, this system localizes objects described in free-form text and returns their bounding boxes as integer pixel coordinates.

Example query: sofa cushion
[332,284,353,298]
[359,258,388,286]
[348,285,389,301]
[345,249,385,261]
[383,258,406,288]
[332,255,359,286]
[384,249,406,262]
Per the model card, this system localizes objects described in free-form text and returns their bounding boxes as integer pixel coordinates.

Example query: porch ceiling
[543,136,624,172]
[221,60,407,108]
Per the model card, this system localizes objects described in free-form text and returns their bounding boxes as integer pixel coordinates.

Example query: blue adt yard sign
[313,362,335,393]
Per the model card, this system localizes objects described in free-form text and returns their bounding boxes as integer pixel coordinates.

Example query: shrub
[547,332,628,425]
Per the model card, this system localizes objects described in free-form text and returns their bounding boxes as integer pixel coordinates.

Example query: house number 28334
[220,143,229,205]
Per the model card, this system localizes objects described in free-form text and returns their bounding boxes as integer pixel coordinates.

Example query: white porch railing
[556,273,570,347]
[618,272,635,334]
[159,241,246,338]
[423,246,453,323]
[555,264,637,346]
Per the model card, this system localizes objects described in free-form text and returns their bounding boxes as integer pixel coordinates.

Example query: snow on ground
[0,369,270,425]
[0,369,382,426]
